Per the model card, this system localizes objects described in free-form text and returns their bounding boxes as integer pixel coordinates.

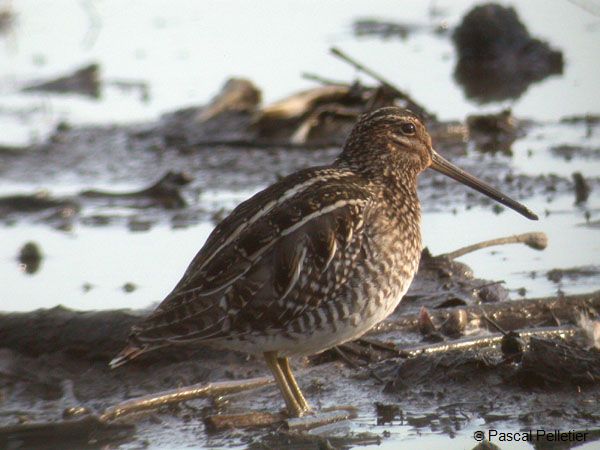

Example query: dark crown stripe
[361,107,421,125]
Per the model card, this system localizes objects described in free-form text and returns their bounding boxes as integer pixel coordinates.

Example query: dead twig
[333,346,362,369]
[441,231,547,260]
[286,407,357,431]
[372,291,600,335]
[100,376,273,421]
[396,325,578,358]
[301,72,349,87]
[479,311,510,335]
[330,47,432,119]
[359,337,403,354]
[204,411,283,432]
[204,406,358,432]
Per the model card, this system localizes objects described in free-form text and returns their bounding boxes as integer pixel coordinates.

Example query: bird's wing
[129,168,373,345]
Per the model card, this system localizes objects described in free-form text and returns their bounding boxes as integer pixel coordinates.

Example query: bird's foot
[284,402,311,418]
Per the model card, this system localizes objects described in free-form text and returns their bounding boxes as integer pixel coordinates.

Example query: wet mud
[466,110,521,155]
[1,261,599,449]
[79,170,193,209]
[1,6,599,448]
[1,78,597,232]
[546,265,600,284]
[376,333,600,444]
[1,84,599,448]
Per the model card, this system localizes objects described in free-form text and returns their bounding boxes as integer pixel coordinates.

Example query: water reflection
[453,4,563,103]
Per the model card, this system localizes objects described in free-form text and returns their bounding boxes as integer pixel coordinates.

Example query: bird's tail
[109,343,148,369]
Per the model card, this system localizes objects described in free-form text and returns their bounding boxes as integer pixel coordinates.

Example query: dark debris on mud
[453,3,564,102]
[1,249,599,448]
[1,76,597,231]
[22,63,101,99]
[1,9,600,447]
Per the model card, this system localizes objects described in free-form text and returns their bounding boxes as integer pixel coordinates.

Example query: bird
[110,107,537,417]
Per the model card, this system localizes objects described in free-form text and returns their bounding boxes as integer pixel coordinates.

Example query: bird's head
[340,106,537,220]
[341,107,431,175]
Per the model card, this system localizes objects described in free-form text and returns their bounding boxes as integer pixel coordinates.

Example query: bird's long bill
[430,150,538,220]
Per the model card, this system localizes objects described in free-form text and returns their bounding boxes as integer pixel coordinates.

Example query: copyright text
[473,429,589,443]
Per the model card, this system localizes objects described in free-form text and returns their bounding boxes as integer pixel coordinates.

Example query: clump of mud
[453,3,564,102]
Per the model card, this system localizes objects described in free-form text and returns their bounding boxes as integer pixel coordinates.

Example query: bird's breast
[356,204,422,317]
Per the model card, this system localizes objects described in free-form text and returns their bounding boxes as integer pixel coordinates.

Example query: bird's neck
[335,156,419,197]
[379,167,421,224]
[334,157,421,224]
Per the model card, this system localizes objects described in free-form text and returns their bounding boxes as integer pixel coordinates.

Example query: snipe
[110,107,537,417]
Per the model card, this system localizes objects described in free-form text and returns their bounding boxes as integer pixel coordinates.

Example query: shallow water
[2,192,598,312]
[1,0,599,145]
[1,1,600,449]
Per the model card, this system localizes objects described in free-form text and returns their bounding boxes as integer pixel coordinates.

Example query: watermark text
[473,429,589,443]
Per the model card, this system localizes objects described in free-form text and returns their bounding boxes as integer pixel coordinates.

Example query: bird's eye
[400,122,416,135]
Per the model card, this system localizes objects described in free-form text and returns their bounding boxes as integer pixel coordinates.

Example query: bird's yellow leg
[264,351,304,417]
[277,356,310,413]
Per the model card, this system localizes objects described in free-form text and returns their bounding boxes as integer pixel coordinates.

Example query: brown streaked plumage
[110,107,537,417]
